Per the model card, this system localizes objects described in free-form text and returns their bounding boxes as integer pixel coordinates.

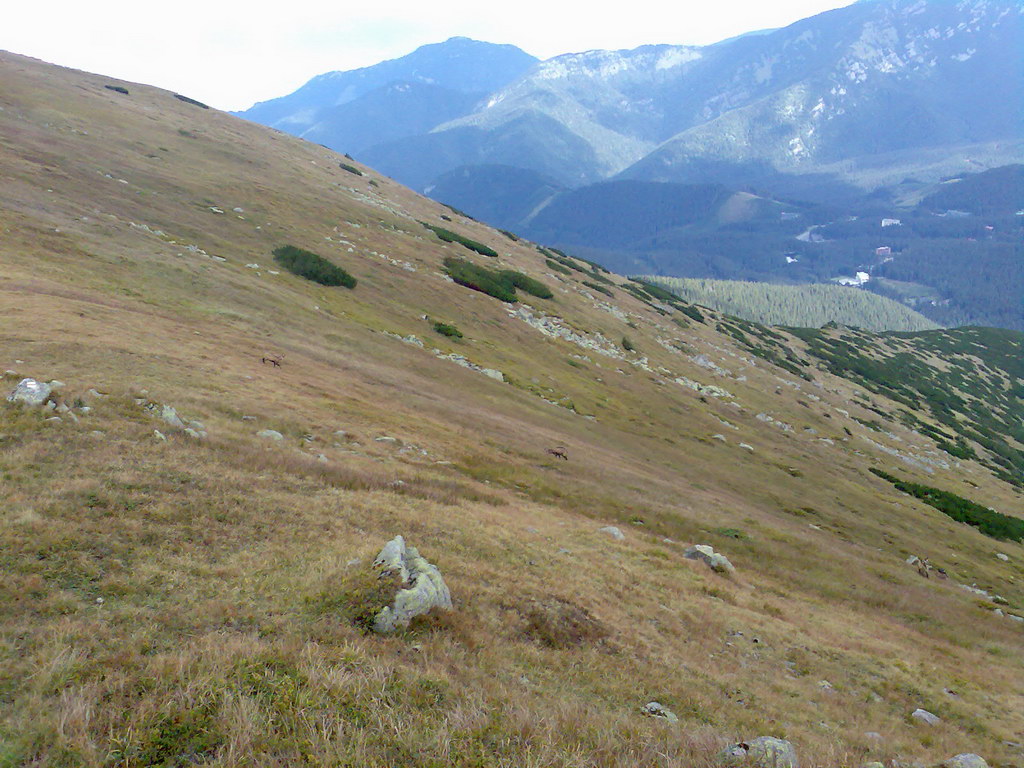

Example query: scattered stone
[600,526,625,540]
[372,535,452,633]
[864,732,882,740]
[7,378,52,406]
[77,406,91,415]
[712,434,727,442]
[258,429,284,441]
[153,430,167,441]
[89,430,105,438]
[818,680,834,691]
[739,443,754,452]
[241,415,256,421]
[640,701,678,723]
[183,428,205,439]
[47,380,66,390]
[375,436,399,445]
[708,553,736,573]
[45,416,62,423]
[86,388,108,398]
[862,762,885,768]
[912,708,940,725]
[940,755,988,768]
[996,553,1009,562]
[719,737,798,768]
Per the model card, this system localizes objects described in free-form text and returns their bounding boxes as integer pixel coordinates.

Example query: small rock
[712,434,727,442]
[911,708,940,726]
[241,415,256,421]
[86,388,108,398]
[47,380,66,390]
[600,526,625,540]
[89,430,105,438]
[940,755,988,768]
[45,416,62,423]
[183,428,205,439]
[864,732,882,740]
[739,443,754,452]
[862,763,885,768]
[818,680,834,691]
[996,553,1009,562]
[640,701,678,723]
[258,429,284,441]
[375,436,399,445]
[77,406,91,414]
[153,430,167,441]
[719,736,798,768]
[7,378,52,407]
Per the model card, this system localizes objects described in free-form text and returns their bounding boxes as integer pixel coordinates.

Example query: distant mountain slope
[920,164,1024,216]
[642,276,940,332]
[236,37,537,152]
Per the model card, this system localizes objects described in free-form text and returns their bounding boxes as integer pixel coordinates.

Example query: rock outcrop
[372,536,452,633]
[939,755,988,768]
[719,737,798,768]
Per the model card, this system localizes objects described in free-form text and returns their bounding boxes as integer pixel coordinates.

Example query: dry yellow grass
[0,51,1022,767]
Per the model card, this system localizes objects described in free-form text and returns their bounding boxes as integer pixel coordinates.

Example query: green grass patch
[339,162,364,176]
[272,245,357,288]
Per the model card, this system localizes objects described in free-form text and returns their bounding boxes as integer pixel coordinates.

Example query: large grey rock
[640,701,678,723]
[372,535,452,633]
[257,429,284,441]
[686,544,735,574]
[720,736,798,768]
[912,708,940,725]
[600,526,625,540]
[7,378,52,406]
[940,755,988,768]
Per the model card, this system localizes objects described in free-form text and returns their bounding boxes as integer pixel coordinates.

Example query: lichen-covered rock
[600,526,625,540]
[258,429,284,441]
[708,553,736,573]
[372,535,451,633]
[940,754,988,768]
[720,736,798,768]
[684,544,715,561]
[159,405,186,429]
[7,378,52,406]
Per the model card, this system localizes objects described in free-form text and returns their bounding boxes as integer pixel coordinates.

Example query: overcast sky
[4,0,855,111]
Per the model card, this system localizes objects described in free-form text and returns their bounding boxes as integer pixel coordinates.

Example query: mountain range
[237,0,1023,332]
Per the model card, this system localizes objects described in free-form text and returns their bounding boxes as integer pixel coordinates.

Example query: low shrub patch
[443,258,552,303]
[173,93,209,109]
[273,245,357,288]
[339,162,364,176]
[433,321,463,339]
[870,468,1024,541]
[583,280,613,297]
[622,336,636,352]
[421,222,498,257]
[104,85,129,95]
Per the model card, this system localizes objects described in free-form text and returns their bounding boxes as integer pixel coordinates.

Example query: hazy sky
[5,0,855,111]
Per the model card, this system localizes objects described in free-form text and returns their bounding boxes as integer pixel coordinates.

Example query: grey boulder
[940,755,988,768]
[686,544,736,574]
[720,737,798,768]
[372,535,452,633]
[7,378,52,407]
[912,708,940,726]
[640,701,678,723]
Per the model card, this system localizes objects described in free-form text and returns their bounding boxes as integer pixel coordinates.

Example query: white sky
[4,0,855,111]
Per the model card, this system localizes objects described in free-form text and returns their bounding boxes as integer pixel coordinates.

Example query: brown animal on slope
[261,353,284,367]
[546,446,568,461]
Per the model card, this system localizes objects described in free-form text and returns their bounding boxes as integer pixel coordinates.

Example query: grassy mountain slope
[2,52,1023,768]
[640,277,940,332]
